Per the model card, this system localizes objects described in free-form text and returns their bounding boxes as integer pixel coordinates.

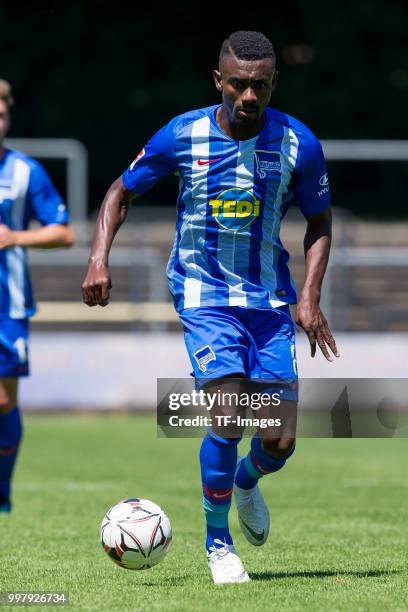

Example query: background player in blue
[0,80,74,513]
[82,31,339,583]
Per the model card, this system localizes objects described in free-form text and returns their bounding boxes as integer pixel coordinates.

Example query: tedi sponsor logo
[209,187,260,231]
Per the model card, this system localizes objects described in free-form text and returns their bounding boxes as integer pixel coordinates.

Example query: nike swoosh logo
[197,158,221,166]
[240,518,265,542]
[213,491,232,499]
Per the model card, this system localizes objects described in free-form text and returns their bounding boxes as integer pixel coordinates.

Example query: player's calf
[233,436,296,546]
[235,434,296,491]
[200,432,240,552]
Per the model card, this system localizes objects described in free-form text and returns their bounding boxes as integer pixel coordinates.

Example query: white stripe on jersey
[180,116,211,308]
[7,159,31,317]
[260,126,299,307]
[285,128,300,298]
[166,173,184,281]
[228,138,256,307]
[10,158,30,229]
[7,247,26,318]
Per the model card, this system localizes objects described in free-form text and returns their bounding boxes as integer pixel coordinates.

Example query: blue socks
[200,432,295,550]
[235,435,295,490]
[200,432,240,551]
[0,406,23,510]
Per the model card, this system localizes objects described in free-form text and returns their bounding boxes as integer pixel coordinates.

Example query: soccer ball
[100,498,172,570]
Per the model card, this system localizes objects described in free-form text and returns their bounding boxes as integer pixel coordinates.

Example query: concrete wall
[20,332,407,410]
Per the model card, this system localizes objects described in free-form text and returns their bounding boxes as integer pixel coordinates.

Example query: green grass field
[0,414,407,611]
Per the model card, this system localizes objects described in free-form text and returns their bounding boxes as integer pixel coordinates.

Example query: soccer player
[82,31,339,583]
[0,79,74,513]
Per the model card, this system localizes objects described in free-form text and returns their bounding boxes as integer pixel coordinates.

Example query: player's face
[214,53,277,128]
[0,100,10,145]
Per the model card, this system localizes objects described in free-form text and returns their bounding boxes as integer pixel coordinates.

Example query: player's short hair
[0,79,14,107]
[220,31,276,63]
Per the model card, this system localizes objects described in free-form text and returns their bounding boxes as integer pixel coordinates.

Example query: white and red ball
[100,498,172,570]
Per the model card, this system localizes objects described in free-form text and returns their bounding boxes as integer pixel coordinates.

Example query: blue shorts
[179,305,298,399]
[0,318,30,378]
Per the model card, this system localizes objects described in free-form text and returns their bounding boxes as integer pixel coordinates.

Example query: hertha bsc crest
[254,150,282,179]
[194,345,216,373]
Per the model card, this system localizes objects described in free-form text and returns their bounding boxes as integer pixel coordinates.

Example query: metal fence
[6,138,407,332]
[28,222,408,332]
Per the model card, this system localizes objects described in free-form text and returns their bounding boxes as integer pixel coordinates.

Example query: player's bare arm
[0,223,74,250]
[295,207,340,361]
[82,177,134,307]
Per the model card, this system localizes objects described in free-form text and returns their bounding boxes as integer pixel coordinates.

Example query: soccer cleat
[234,457,270,546]
[207,539,250,584]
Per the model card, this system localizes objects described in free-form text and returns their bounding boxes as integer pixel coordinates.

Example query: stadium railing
[7,138,408,331]
[5,138,88,222]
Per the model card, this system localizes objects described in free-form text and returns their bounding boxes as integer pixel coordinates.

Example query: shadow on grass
[135,575,189,587]
[119,569,401,587]
[251,569,401,581]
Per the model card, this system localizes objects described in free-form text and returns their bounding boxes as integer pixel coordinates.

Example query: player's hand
[0,224,16,250]
[295,297,340,362]
[82,261,112,307]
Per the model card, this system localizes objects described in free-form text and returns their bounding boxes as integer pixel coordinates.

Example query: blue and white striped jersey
[0,149,68,319]
[122,105,330,312]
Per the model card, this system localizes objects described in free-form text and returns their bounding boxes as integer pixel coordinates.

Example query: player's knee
[0,400,14,414]
[0,392,13,414]
[261,436,296,459]
[207,430,242,446]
